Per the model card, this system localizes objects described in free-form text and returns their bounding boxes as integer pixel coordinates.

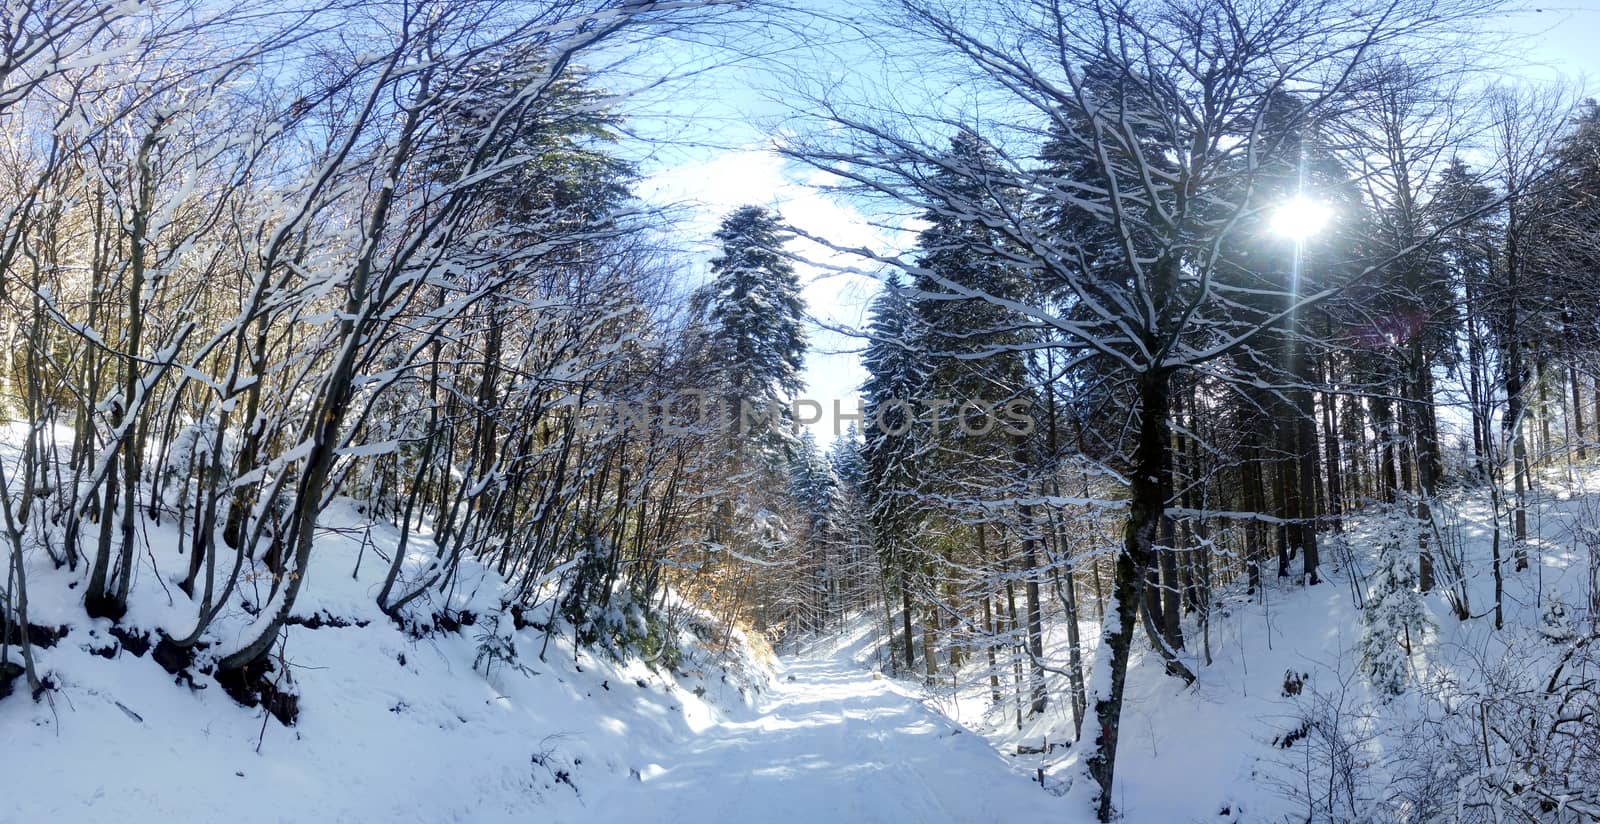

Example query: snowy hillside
[2,494,776,824]
[804,465,1600,822]
[4,469,1074,824]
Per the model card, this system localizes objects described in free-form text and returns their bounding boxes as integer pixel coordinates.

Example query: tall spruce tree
[861,277,928,671]
[694,204,809,617]
[789,430,841,631]
[706,204,808,467]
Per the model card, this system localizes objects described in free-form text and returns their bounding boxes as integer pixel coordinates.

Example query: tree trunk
[1020,504,1047,714]
[1371,393,1400,503]
[1505,341,1529,565]
[1320,351,1344,534]
[1538,359,1553,462]
[1086,367,1194,823]
[1570,365,1587,460]
[900,581,916,672]
[1293,390,1321,585]
[1243,441,1264,596]
[1410,343,1440,592]
[983,594,1001,703]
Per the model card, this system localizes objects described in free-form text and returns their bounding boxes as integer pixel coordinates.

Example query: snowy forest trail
[609,651,1066,823]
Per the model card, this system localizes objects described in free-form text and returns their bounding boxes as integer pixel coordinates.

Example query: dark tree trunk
[1292,390,1321,584]
[1087,367,1194,823]
[1020,504,1048,714]
[1274,455,1293,578]
[900,580,916,672]
[1320,351,1344,533]
[1371,393,1400,503]
[1243,441,1265,595]
[1505,341,1529,564]
[1570,365,1587,460]
[1538,359,1552,461]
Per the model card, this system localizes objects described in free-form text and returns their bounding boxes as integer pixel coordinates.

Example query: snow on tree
[705,204,807,463]
[1538,589,1578,642]
[1360,505,1433,696]
[784,0,1503,816]
[861,276,929,672]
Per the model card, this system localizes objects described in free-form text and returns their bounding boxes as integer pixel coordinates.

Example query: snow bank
[1,496,770,823]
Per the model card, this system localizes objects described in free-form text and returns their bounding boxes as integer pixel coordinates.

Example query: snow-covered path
[603,653,1067,823]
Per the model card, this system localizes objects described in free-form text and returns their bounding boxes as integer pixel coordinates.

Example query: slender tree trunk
[1371,393,1400,503]
[1021,504,1047,714]
[1321,351,1344,534]
[1274,455,1293,577]
[1006,575,1023,729]
[1538,359,1553,462]
[1243,442,1264,596]
[900,579,915,672]
[1506,341,1530,565]
[1570,365,1587,460]
[983,594,1002,703]
[1409,344,1439,592]
[1294,395,1321,585]
[1157,516,1184,648]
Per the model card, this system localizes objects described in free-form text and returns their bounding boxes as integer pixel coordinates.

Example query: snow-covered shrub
[1538,589,1577,642]
[559,537,613,641]
[1271,661,1383,823]
[1406,639,1600,822]
[558,542,684,672]
[473,612,536,679]
[1360,505,1433,697]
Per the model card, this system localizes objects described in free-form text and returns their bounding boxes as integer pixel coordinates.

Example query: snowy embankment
[810,465,1600,822]
[2,494,773,824]
[4,480,1070,824]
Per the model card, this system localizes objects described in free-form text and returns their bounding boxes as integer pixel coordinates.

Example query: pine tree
[791,429,839,533]
[861,276,928,671]
[696,204,809,622]
[1432,158,1501,480]
[788,430,842,631]
[828,425,868,495]
[1360,505,1434,696]
[706,204,807,467]
[912,129,1048,710]
[827,427,876,622]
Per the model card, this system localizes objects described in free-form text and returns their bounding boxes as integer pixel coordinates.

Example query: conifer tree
[706,204,807,467]
[861,277,927,671]
[697,204,809,617]
[1360,504,1433,696]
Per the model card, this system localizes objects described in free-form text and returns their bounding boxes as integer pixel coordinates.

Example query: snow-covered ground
[607,652,1063,823]
[1,446,1059,823]
[6,627,1068,823]
[2,475,777,822]
[11,423,1600,823]
[811,464,1600,822]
